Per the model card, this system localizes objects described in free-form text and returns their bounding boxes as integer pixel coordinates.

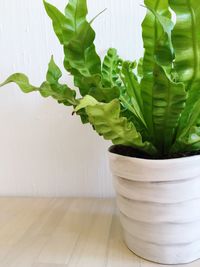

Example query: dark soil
[109,145,200,160]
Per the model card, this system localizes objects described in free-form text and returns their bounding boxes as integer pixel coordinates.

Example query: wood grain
[0,198,199,267]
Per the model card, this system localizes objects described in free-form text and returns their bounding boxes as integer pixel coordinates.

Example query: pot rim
[108,145,200,163]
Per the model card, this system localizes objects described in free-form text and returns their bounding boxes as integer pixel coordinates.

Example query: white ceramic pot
[108,146,200,265]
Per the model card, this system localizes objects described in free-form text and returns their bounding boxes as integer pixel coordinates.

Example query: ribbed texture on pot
[108,150,200,265]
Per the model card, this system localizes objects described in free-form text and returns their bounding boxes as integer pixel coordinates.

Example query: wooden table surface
[0,198,199,267]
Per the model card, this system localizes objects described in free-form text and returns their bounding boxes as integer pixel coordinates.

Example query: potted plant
[1,0,200,264]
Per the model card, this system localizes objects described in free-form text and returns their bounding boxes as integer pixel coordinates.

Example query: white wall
[0,0,145,197]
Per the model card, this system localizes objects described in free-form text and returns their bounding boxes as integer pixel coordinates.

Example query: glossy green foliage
[0,57,77,106]
[1,74,38,93]
[76,96,156,155]
[44,0,102,96]
[169,0,200,154]
[102,48,121,88]
[2,0,200,157]
[141,0,171,138]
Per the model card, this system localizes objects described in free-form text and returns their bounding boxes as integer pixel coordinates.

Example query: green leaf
[119,60,149,139]
[171,125,200,154]
[78,96,157,155]
[0,58,77,107]
[147,7,174,69]
[43,0,68,44]
[0,73,38,93]
[169,0,200,91]
[4,0,200,157]
[171,88,200,153]
[74,73,120,102]
[40,82,76,106]
[152,66,186,154]
[141,2,187,154]
[75,109,89,124]
[102,48,122,88]
[88,86,120,103]
[168,0,200,154]
[40,56,77,106]
[120,108,149,142]
[46,55,62,83]
[63,24,101,77]
[44,0,102,97]
[64,0,87,38]
[176,88,200,136]
[44,0,118,107]
[121,61,143,112]
[141,0,171,137]
[75,95,97,112]
[74,74,101,96]
[137,58,143,79]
